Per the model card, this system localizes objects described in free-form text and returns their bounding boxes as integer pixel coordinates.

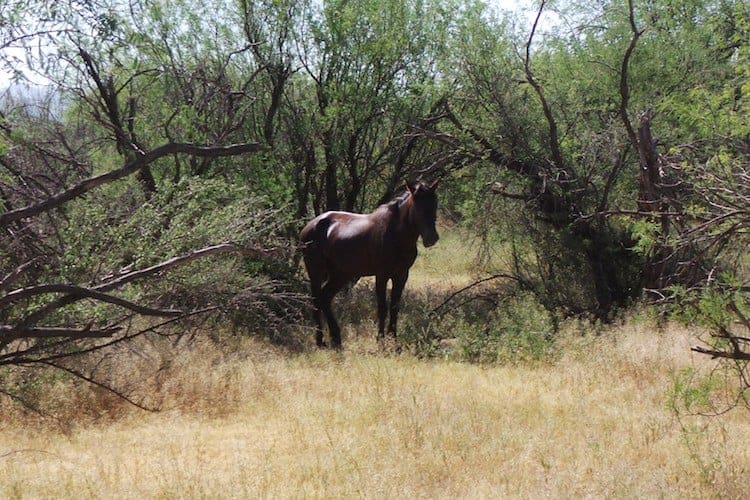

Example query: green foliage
[395,287,556,364]
[668,367,726,415]
[669,275,749,331]
[453,292,555,364]
[290,0,453,211]
[59,176,258,276]
[656,1,750,142]
[2,0,748,366]
[31,174,301,332]
[630,219,662,257]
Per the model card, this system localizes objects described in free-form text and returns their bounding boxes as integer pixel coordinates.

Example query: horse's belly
[323,216,414,279]
[324,239,383,278]
[329,248,379,278]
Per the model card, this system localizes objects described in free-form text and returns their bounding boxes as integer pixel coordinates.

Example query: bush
[353,279,558,364]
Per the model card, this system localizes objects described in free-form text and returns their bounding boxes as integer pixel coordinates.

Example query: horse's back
[301,211,374,244]
[300,210,382,279]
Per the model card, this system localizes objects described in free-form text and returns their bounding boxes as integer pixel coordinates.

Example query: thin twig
[433,273,521,314]
[36,361,160,412]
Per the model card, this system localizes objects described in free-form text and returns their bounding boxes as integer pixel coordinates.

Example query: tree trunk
[635,111,672,290]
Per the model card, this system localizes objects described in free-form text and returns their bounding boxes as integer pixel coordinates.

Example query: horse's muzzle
[422,233,439,247]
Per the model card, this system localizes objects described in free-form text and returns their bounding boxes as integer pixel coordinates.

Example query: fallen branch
[0,283,181,316]
[691,346,750,361]
[0,325,121,338]
[96,243,241,292]
[576,209,685,221]
[15,243,264,328]
[0,307,217,365]
[0,258,39,292]
[36,360,160,412]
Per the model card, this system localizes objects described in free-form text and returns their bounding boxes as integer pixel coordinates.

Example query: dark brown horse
[300,180,440,348]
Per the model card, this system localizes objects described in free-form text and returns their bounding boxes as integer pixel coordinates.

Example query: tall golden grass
[1,319,749,498]
[2,227,748,497]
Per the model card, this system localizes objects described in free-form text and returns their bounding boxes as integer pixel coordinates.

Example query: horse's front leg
[388,271,409,339]
[375,275,388,345]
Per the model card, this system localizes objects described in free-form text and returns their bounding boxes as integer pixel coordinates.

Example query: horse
[299,180,440,349]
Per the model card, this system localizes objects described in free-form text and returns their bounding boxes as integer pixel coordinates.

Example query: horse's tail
[300,215,332,287]
[299,214,332,254]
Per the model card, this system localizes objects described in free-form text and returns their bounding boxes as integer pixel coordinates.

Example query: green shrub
[393,286,556,364]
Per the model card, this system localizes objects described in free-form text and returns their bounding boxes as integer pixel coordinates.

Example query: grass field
[1,229,749,498]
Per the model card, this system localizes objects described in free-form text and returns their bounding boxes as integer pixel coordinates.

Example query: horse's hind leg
[388,271,409,339]
[375,275,388,345]
[303,255,327,347]
[310,279,325,347]
[321,276,346,349]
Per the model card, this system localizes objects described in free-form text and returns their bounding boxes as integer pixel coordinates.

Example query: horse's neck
[395,197,419,245]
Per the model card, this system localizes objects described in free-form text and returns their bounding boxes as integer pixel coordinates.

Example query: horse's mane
[383,188,410,212]
[375,181,432,214]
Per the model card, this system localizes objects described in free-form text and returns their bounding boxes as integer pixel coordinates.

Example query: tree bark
[636,111,672,290]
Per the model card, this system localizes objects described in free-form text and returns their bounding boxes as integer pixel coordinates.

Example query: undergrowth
[339,279,557,364]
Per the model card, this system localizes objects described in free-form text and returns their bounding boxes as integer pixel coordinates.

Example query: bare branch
[0,142,265,226]
[1,284,182,317]
[96,243,241,292]
[0,308,217,366]
[619,0,644,150]
[524,0,566,174]
[0,258,39,292]
[691,346,750,361]
[16,243,273,328]
[36,361,160,412]
[0,387,53,419]
[576,209,685,220]
[435,102,540,176]
[0,325,121,338]
[433,273,522,315]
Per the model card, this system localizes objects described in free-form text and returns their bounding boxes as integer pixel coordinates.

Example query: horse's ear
[429,179,440,191]
[405,180,416,195]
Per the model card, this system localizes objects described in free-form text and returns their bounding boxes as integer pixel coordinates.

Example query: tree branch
[96,242,242,292]
[0,308,217,365]
[524,0,566,174]
[0,283,182,317]
[436,102,540,176]
[432,273,522,315]
[0,258,39,292]
[691,346,750,361]
[15,243,270,328]
[0,325,121,338]
[619,0,644,150]
[0,142,265,226]
[36,360,160,412]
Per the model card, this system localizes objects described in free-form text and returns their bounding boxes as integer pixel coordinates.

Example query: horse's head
[407,180,440,247]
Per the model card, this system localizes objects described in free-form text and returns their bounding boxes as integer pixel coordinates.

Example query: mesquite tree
[426,0,746,319]
[0,0,298,408]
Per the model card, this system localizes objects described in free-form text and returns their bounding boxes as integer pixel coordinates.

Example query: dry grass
[1,320,749,498]
[2,227,748,497]
[408,222,492,290]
